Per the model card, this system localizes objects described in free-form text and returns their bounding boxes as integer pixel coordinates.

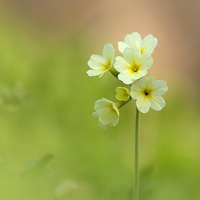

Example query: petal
[139,77,153,88]
[103,43,115,65]
[140,58,153,70]
[149,96,166,111]
[87,69,105,77]
[89,55,106,65]
[98,121,109,129]
[112,115,119,126]
[136,96,150,113]
[88,55,106,70]
[120,70,147,83]
[118,41,129,53]
[141,34,158,54]
[99,111,113,124]
[94,98,113,109]
[94,99,108,110]
[131,90,142,99]
[123,47,141,64]
[114,56,131,73]
[112,103,120,115]
[139,54,153,70]
[102,98,114,104]
[131,83,144,99]
[131,82,143,92]
[109,107,119,126]
[151,80,168,95]
[118,73,134,84]
[99,108,119,125]
[124,32,142,48]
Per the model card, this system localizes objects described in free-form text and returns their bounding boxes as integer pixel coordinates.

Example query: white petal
[100,108,119,126]
[136,96,150,113]
[112,115,119,126]
[103,43,115,64]
[123,47,141,64]
[118,73,134,84]
[90,54,105,64]
[151,80,168,95]
[131,90,142,99]
[101,98,114,104]
[94,98,112,109]
[120,71,146,83]
[88,56,106,70]
[87,69,105,77]
[99,111,113,124]
[118,41,129,53]
[98,121,109,129]
[131,83,143,99]
[93,98,120,128]
[139,54,153,70]
[131,82,143,91]
[114,56,130,73]
[124,32,142,48]
[140,58,153,70]
[139,77,153,88]
[149,96,166,111]
[141,34,158,54]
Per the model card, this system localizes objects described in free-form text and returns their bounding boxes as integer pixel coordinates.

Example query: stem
[116,97,132,109]
[109,67,119,78]
[134,107,140,200]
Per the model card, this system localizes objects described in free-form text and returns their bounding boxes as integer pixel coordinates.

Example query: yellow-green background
[0,1,200,200]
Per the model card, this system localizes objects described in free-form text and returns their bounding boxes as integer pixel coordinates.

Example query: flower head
[93,98,120,129]
[87,43,115,77]
[115,87,130,101]
[114,47,153,84]
[118,32,158,55]
[131,77,168,113]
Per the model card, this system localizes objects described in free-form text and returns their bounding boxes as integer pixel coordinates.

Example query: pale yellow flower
[131,77,168,113]
[114,47,153,84]
[87,43,115,77]
[93,98,120,129]
[118,32,158,55]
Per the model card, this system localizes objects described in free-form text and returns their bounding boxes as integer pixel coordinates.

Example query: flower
[115,87,130,101]
[130,77,168,113]
[93,98,120,129]
[118,32,158,55]
[87,43,115,77]
[114,47,153,84]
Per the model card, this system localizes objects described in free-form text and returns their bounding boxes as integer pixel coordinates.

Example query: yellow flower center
[130,62,140,74]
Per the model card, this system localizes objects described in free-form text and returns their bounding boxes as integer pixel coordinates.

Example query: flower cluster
[87,32,168,128]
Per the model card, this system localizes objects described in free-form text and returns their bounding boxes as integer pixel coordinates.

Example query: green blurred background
[0,0,200,199]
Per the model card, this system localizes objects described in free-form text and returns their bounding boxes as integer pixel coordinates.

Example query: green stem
[116,97,132,109]
[134,107,140,200]
[109,67,119,78]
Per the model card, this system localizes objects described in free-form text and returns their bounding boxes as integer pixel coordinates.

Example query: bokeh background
[0,0,200,199]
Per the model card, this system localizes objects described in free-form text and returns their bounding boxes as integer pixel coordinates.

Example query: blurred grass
[0,16,200,200]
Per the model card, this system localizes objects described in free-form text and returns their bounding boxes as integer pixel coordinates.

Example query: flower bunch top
[87,32,168,129]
